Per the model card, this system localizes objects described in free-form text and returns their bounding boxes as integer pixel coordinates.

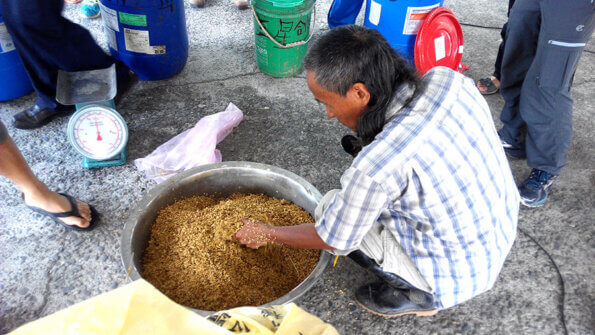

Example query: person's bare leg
[0,137,91,228]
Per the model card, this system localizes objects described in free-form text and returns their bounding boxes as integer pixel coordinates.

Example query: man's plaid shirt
[315,67,519,309]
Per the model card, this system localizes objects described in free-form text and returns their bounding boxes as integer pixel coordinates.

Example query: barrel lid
[414,7,463,76]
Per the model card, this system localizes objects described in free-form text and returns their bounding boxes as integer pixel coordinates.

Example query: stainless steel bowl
[121,161,331,316]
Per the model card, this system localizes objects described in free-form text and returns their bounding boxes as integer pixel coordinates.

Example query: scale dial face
[67,105,128,160]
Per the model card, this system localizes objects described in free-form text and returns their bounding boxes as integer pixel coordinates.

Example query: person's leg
[188,0,206,8]
[349,247,436,317]
[232,0,249,9]
[314,189,436,316]
[347,250,422,290]
[498,0,540,151]
[492,30,506,81]
[347,238,437,317]
[477,0,515,94]
[515,0,593,206]
[327,0,365,29]
[1,0,127,128]
[315,173,429,292]
[521,0,593,176]
[0,122,91,228]
[494,0,517,79]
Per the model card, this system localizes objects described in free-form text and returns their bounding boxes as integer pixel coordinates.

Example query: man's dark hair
[304,25,423,154]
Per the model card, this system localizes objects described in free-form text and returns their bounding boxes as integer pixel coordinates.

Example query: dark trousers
[0,0,124,111]
[492,0,516,80]
[498,0,594,175]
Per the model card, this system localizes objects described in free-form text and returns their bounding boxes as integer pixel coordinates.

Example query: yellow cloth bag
[10,279,339,335]
[207,304,339,335]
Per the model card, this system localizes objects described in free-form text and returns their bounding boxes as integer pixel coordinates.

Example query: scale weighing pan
[56,64,117,105]
[56,64,127,169]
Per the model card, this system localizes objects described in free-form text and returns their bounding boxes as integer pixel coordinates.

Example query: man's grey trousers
[498,0,594,175]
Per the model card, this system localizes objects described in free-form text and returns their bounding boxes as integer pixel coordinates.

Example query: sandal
[477,76,500,95]
[26,193,99,231]
[233,0,249,9]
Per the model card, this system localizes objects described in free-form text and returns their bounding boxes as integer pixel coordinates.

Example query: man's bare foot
[233,0,249,9]
[477,76,500,95]
[23,191,92,228]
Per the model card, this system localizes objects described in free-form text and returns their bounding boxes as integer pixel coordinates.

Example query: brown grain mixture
[142,193,320,310]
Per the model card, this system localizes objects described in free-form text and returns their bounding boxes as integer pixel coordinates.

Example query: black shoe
[355,281,438,317]
[347,251,412,290]
[12,105,74,129]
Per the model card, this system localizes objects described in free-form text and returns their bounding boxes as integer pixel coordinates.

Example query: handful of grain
[142,193,319,310]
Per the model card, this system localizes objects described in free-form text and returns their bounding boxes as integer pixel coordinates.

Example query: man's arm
[234,219,335,250]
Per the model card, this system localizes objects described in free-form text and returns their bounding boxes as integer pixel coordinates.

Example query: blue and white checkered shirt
[315,67,519,309]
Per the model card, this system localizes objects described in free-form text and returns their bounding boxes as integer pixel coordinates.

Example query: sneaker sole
[520,194,547,208]
[355,297,439,318]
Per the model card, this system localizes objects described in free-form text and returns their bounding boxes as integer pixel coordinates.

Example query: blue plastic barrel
[98,0,188,81]
[0,10,34,101]
[363,0,444,64]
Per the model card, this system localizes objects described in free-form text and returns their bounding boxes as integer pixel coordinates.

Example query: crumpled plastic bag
[10,279,340,335]
[135,103,243,183]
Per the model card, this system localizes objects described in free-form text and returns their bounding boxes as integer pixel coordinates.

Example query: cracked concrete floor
[1,0,593,334]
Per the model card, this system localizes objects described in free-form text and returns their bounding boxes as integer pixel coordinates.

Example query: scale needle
[94,118,102,141]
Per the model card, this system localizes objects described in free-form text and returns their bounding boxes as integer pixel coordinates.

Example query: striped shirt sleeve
[315,167,389,250]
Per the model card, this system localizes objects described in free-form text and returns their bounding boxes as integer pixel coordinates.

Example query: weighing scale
[56,65,128,169]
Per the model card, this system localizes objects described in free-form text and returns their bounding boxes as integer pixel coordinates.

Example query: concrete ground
[0,0,593,333]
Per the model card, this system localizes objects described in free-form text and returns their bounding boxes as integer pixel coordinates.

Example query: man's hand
[234,219,274,249]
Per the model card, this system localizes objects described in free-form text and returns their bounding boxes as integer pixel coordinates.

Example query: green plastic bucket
[251,0,315,77]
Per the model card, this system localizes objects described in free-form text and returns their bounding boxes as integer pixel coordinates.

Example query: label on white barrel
[99,3,119,32]
[0,23,16,53]
[105,26,118,51]
[368,0,382,26]
[402,4,440,35]
[123,28,166,55]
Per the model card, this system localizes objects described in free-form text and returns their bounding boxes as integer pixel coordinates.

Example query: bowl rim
[121,161,332,316]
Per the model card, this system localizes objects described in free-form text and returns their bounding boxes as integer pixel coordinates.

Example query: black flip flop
[477,77,500,95]
[26,193,99,231]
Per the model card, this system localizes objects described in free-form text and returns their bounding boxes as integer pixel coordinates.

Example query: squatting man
[235,25,520,317]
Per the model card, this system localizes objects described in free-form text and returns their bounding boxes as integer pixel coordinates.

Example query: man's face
[306,71,370,132]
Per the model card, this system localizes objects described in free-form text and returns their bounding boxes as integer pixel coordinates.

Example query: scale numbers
[67,105,128,160]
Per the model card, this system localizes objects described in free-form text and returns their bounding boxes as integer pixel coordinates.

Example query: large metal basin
[121,161,331,316]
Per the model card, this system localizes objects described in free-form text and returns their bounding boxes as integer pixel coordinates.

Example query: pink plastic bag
[134,103,243,183]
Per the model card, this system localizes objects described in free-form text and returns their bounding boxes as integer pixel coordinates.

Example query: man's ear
[350,82,371,107]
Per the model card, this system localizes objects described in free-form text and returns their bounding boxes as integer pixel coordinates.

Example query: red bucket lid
[414,7,464,76]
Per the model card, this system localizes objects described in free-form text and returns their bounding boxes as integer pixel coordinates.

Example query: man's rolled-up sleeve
[315,167,388,251]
